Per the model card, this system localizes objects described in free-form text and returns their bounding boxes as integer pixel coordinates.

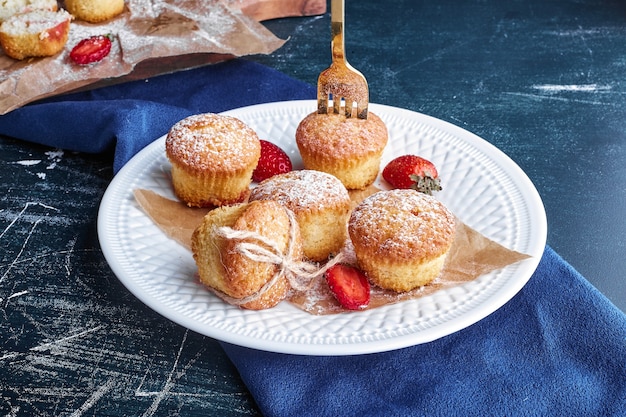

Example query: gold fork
[317,0,369,119]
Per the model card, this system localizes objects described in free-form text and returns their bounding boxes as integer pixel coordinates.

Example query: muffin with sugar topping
[166,113,261,208]
[295,111,388,190]
[0,9,71,60]
[249,169,351,262]
[348,189,456,292]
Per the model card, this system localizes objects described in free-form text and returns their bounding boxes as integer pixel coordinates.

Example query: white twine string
[210,210,344,306]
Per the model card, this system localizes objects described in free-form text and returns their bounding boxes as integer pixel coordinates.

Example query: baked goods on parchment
[165,113,261,208]
[349,189,456,292]
[0,1,288,115]
[132,109,530,313]
[295,111,388,190]
[249,169,351,262]
[0,0,124,60]
[0,9,71,60]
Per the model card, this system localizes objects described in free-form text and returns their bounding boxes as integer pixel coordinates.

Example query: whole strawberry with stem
[325,263,370,310]
[382,155,442,195]
[252,140,292,182]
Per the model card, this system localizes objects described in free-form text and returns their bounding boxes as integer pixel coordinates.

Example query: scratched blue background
[2,0,625,415]
[0,142,259,415]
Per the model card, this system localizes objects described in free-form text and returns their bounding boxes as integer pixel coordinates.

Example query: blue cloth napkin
[3,58,624,416]
[223,246,626,417]
[0,59,316,173]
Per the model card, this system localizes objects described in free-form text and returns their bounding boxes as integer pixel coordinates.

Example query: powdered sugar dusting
[0,0,57,21]
[165,113,260,171]
[296,111,388,158]
[250,169,350,212]
[349,189,455,258]
[0,9,70,35]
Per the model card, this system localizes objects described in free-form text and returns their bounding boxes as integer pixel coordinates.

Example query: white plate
[98,100,547,356]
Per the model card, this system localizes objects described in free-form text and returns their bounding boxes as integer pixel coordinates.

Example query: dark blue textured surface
[1,0,626,415]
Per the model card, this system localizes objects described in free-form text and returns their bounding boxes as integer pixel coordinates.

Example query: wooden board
[228,0,326,22]
[235,0,327,21]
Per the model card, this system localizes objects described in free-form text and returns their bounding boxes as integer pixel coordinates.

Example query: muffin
[191,200,303,310]
[0,0,58,22]
[64,0,125,23]
[295,111,388,190]
[249,170,351,261]
[165,113,261,208]
[348,189,456,292]
[0,9,71,60]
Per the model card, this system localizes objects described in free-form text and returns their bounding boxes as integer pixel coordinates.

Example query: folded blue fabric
[3,58,624,416]
[222,246,626,417]
[0,59,315,173]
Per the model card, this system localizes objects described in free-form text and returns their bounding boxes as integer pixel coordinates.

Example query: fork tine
[317,94,328,115]
[333,96,342,114]
[317,92,369,119]
[356,101,368,119]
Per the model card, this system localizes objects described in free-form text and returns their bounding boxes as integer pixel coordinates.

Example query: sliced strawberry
[252,140,293,182]
[382,154,442,195]
[325,264,370,310]
[69,34,113,65]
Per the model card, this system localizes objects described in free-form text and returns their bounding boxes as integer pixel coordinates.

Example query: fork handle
[330,0,346,62]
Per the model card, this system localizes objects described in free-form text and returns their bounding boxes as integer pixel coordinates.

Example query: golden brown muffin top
[249,170,350,214]
[295,111,388,159]
[165,113,260,174]
[349,189,456,261]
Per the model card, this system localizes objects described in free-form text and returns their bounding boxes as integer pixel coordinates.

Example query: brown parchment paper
[0,0,286,114]
[133,187,531,315]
